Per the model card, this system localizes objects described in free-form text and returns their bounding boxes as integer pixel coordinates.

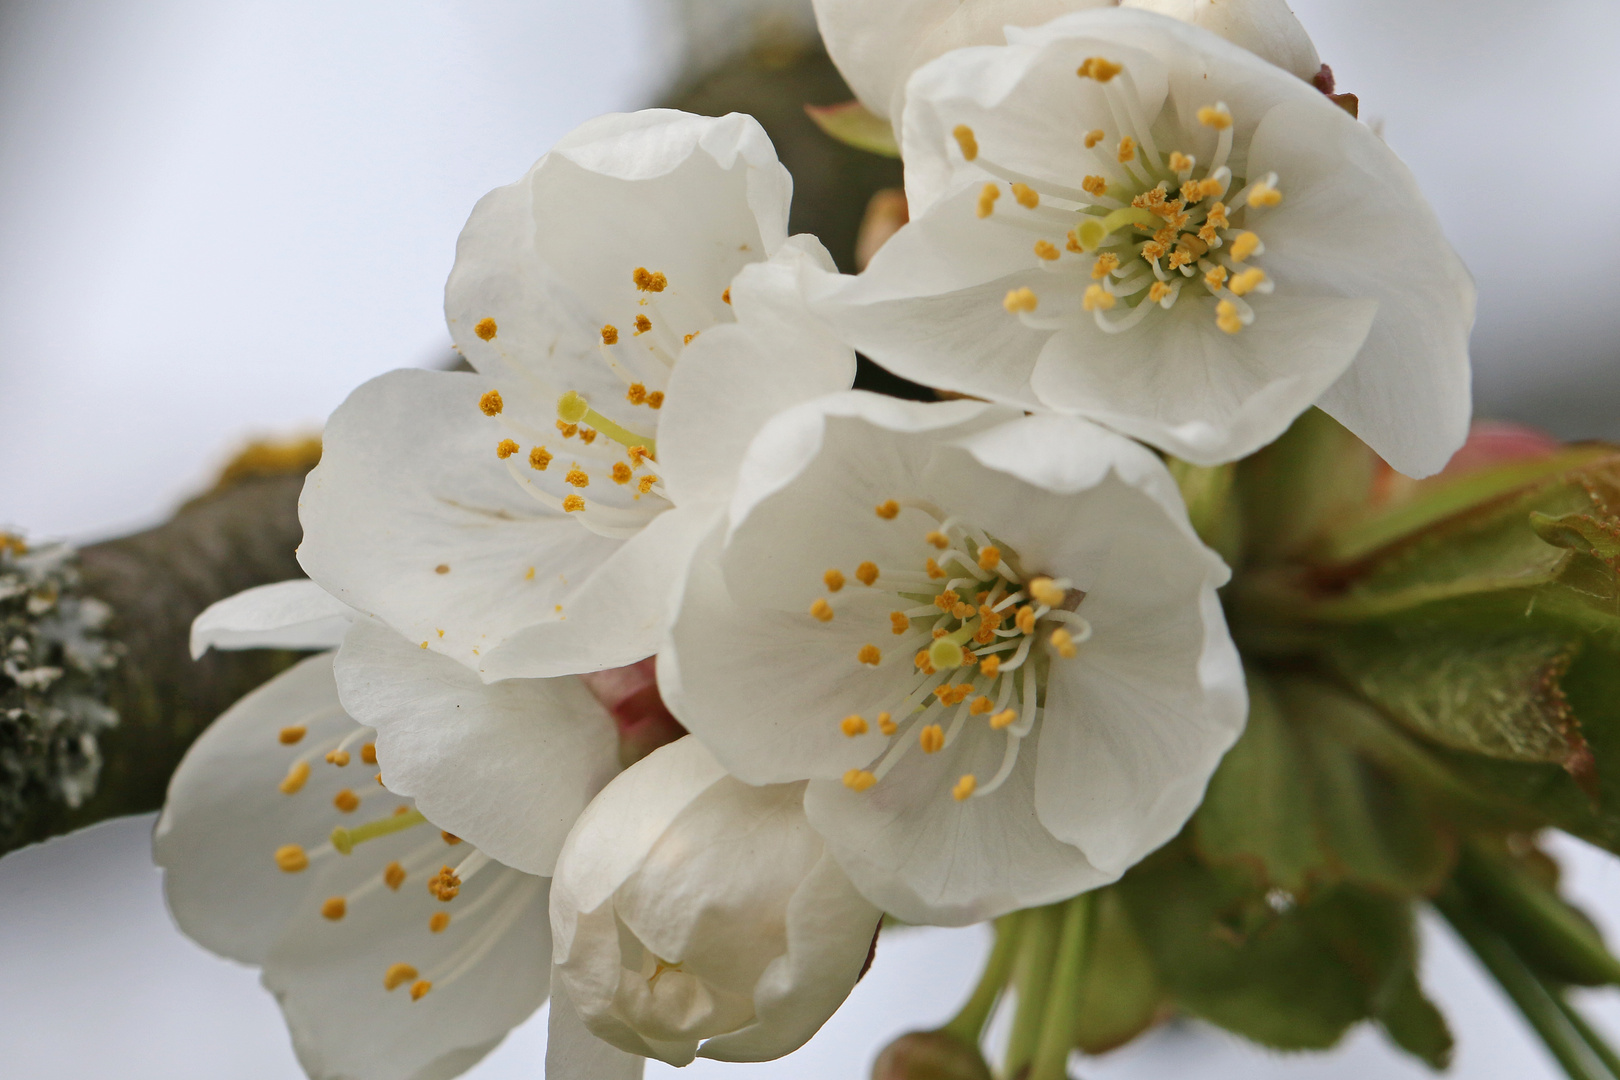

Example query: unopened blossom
[298,109,854,682]
[660,393,1245,924]
[550,736,882,1066]
[808,9,1474,475]
[155,652,551,1080]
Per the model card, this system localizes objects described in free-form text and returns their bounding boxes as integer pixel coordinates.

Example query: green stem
[1549,986,1620,1079]
[1004,904,1062,1078]
[942,911,1024,1046]
[1456,841,1620,986]
[1437,890,1613,1080]
[1029,894,1095,1080]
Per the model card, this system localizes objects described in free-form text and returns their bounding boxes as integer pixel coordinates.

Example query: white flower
[812,0,1319,129]
[297,109,855,681]
[658,393,1245,925]
[807,9,1474,476]
[550,736,882,1066]
[155,651,552,1080]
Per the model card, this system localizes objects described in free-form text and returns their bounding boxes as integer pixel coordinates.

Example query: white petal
[547,980,646,1080]
[1121,0,1321,81]
[190,580,355,659]
[334,621,619,877]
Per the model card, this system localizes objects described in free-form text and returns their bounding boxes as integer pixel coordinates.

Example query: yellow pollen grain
[633,267,668,292]
[844,769,877,792]
[914,649,937,675]
[326,749,350,767]
[824,569,846,592]
[1166,249,1191,271]
[875,500,900,520]
[361,742,377,765]
[1082,284,1116,312]
[322,896,346,920]
[890,611,910,635]
[411,980,432,1001]
[522,446,549,473]
[1077,56,1121,82]
[810,598,834,622]
[647,391,664,409]
[275,844,309,873]
[926,531,949,550]
[278,725,306,745]
[952,124,979,161]
[977,546,1001,570]
[953,774,977,801]
[1140,240,1166,261]
[991,708,1018,730]
[1004,287,1038,314]
[1207,202,1230,228]
[384,861,407,890]
[563,494,585,512]
[1117,136,1135,164]
[601,324,619,345]
[1247,183,1282,208]
[721,287,731,305]
[496,439,519,460]
[975,183,1000,219]
[637,474,657,494]
[628,445,652,466]
[634,314,652,334]
[333,789,360,813]
[628,381,649,404]
[979,654,1001,679]
[935,589,958,613]
[430,911,451,933]
[1033,239,1060,261]
[384,963,419,992]
[856,561,879,586]
[524,566,535,581]
[970,695,994,716]
[1016,606,1036,634]
[1149,281,1173,303]
[1030,577,1065,606]
[1010,183,1039,209]
[556,421,578,438]
[580,428,598,445]
[1204,265,1229,291]
[435,564,450,575]
[841,715,869,737]
[474,317,498,341]
[919,724,945,754]
[429,865,461,902]
[952,602,973,620]
[478,389,504,416]
[1091,253,1119,280]
[1229,267,1267,296]
[1066,230,1083,253]
[1197,105,1233,130]
[1216,299,1244,335]
[565,467,589,488]
[925,558,946,580]
[1051,628,1078,658]
[611,462,632,484]
[1168,151,1194,173]
[1229,231,1261,261]
[1081,175,1107,199]
[877,711,897,736]
[1084,129,1105,149]
[280,760,310,795]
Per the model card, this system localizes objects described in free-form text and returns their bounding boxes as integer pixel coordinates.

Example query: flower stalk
[941,911,1024,1046]
[1029,893,1095,1080]
[1004,904,1064,1077]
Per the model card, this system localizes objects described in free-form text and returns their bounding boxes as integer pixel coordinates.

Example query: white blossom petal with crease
[190,579,355,659]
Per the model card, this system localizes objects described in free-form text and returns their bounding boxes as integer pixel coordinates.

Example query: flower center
[955,56,1282,338]
[811,499,1090,803]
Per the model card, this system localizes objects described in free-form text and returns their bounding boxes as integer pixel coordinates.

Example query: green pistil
[331,808,426,854]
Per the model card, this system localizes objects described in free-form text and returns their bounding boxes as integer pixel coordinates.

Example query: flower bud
[872,1030,994,1080]
[550,737,882,1066]
[1120,0,1321,81]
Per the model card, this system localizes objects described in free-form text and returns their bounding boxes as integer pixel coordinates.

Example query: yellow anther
[361,742,377,765]
[722,287,731,304]
[628,445,653,466]
[563,494,585,512]
[1050,628,1078,658]
[843,769,877,792]
[951,602,973,620]
[442,831,462,846]
[933,627,948,639]
[1077,57,1122,82]
[683,332,700,345]
[1033,239,1060,261]
[1030,577,1065,606]
[1246,182,1282,208]
[878,712,897,736]
[876,500,900,520]
[975,183,1000,218]
[524,566,535,580]
[1091,253,1119,280]
[1016,606,1036,634]
[925,558,946,580]
[1168,151,1194,173]
[977,546,1001,570]
[934,591,959,614]
[810,598,834,622]
[626,383,647,405]
[611,462,632,484]
[979,654,1001,679]
[557,390,590,424]
[633,267,668,292]
[952,774,977,801]
[321,896,346,920]
[634,314,651,334]
[275,844,309,872]
[919,724,945,754]
[565,467,589,488]
[1140,240,1166,261]
[478,390,503,416]
[428,865,461,902]
[1084,129,1105,149]
[1216,299,1244,334]
[1204,265,1229,291]
[384,862,406,890]
[926,531,949,550]
[280,760,310,795]
[1229,231,1261,261]
[970,696,994,716]
[888,612,910,636]
[1149,281,1172,303]
[914,649,936,674]
[856,561,879,586]
[1066,230,1083,253]
[1117,136,1135,164]
[474,317,497,341]
[496,439,519,460]
[1081,175,1107,199]
[841,715,869,737]
[952,124,979,161]
[1229,268,1267,296]
[1082,284,1116,312]
[929,638,964,670]
[278,725,306,745]
[333,789,360,813]
[858,644,882,666]
[637,474,658,494]
[384,963,419,992]
[990,708,1018,730]
[1011,183,1039,209]
[430,912,451,933]
[824,568,846,592]
[1206,202,1230,228]
[326,748,351,767]
[1197,104,1233,130]
[647,392,664,409]
[1166,249,1192,271]
[393,804,411,816]
[1004,287,1038,314]
[601,324,619,345]
[436,564,450,575]
[556,421,578,438]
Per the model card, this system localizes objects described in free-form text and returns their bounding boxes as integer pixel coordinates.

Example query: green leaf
[1532,510,1620,564]
[803,100,899,157]
[1376,969,1454,1069]
[1073,887,1167,1054]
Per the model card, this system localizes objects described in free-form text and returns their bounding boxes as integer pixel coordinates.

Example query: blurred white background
[2,0,1619,1077]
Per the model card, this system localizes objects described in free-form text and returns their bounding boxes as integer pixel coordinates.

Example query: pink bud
[578,658,687,767]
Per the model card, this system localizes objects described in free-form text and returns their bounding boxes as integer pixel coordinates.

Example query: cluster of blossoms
[156,1,1474,1077]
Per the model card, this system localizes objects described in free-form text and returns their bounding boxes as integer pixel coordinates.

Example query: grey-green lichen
[1,534,120,835]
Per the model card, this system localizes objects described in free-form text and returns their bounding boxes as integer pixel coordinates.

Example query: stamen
[1091,253,1119,280]
[600,325,619,345]
[952,774,977,801]
[976,183,1000,218]
[1084,129,1105,149]
[1203,265,1229,291]
[1117,136,1136,164]
[430,912,451,933]
[1033,240,1060,261]
[632,268,668,292]
[952,125,978,161]
[878,712,897,736]
[1246,181,1282,208]
[843,769,877,792]
[1149,281,1172,303]
[442,831,462,846]
[979,654,1001,679]
[990,709,1017,730]
[278,725,306,745]
[1029,577,1065,606]
[361,743,377,765]
[1077,57,1122,82]
[634,314,651,334]
[562,494,585,512]
[856,562,879,586]
[428,865,462,902]
[919,724,945,754]
[1010,183,1039,209]
[564,466,589,488]
[890,612,910,634]
[875,500,900,520]
[333,789,360,813]
[1168,151,1193,173]
[275,844,309,873]
[280,760,310,795]
[385,861,407,890]
[824,569,846,591]
[611,462,632,484]
[479,390,503,416]
[1081,175,1108,198]
[325,748,350,767]
[858,644,882,666]
[1229,231,1261,261]
[474,318,497,341]
[1050,628,1079,658]
[384,963,419,991]
[842,715,869,737]
[411,980,433,1001]
[1082,284,1116,312]
[1229,268,1267,296]
[810,598,834,622]
[1004,287,1038,313]
[1197,104,1233,130]
[1216,299,1244,335]
[496,439,519,460]
[322,896,346,920]
[977,546,1001,570]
